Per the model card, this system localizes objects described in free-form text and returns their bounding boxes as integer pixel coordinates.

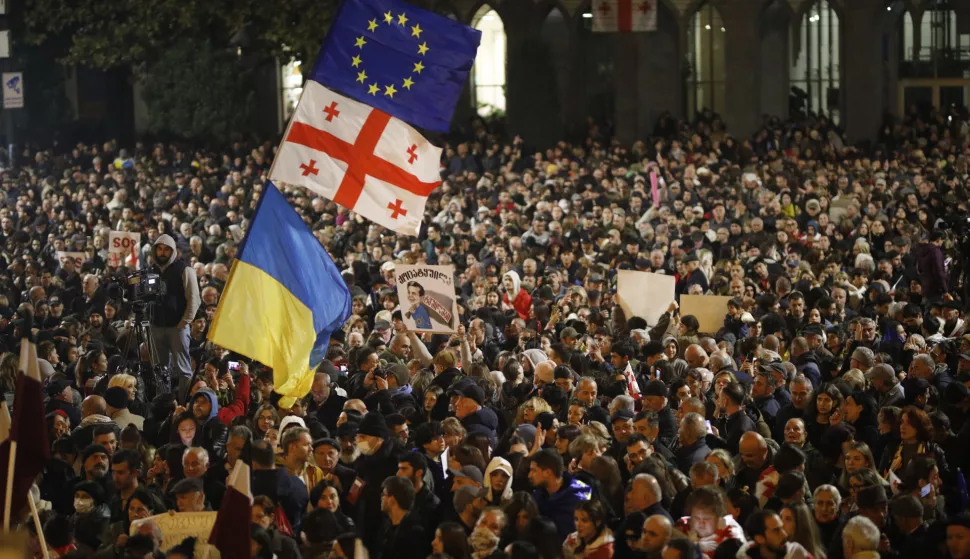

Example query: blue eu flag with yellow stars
[311,0,481,132]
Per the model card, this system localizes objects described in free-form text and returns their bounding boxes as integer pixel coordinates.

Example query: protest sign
[131,511,218,551]
[55,251,85,269]
[395,264,458,333]
[680,295,732,333]
[108,231,141,269]
[615,271,675,326]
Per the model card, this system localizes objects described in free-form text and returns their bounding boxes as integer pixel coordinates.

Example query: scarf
[886,441,925,478]
[469,527,500,559]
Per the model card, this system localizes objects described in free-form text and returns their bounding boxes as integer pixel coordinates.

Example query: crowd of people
[5,105,970,559]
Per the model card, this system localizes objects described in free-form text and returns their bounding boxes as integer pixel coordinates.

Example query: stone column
[839,0,884,143]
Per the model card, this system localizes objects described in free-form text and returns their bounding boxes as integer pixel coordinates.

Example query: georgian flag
[269,80,443,236]
[592,0,657,32]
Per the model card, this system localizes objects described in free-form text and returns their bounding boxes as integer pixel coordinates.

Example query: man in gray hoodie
[149,234,200,400]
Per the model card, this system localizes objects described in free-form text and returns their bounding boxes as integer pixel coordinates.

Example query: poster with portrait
[395,264,459,334]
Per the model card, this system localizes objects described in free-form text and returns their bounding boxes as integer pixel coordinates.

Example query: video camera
[107,270,167,304]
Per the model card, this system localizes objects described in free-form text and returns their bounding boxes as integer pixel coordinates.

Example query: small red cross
[323,101,340,122]
[638,1,651,14]
[388,199,408,219]
[598,2,611,15]
[300,160,320,176]
[406,144,419,164]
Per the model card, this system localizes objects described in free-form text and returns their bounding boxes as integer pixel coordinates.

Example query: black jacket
[355,438,406,553]
[674,439,712,475]
[377,512,430,559]
[723,409,756,454]
[305,393,347,432]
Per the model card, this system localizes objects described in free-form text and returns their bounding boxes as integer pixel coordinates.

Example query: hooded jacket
[150,233,201,328]
[502,271,532,320]
[192,389,228,461]
[483,457,514,505]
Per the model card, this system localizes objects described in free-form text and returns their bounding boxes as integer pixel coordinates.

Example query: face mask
[357,439,379,456]
[74,497,94,514]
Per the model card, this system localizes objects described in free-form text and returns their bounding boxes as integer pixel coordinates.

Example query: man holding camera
[150,234,200,400]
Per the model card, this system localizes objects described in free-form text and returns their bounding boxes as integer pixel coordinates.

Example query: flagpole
[3,439,16,532]
[27,491,49,559]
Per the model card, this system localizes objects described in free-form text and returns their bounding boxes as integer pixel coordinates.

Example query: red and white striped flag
[209,460,252,557]
[592,0,657,32]
[269,81,443,236]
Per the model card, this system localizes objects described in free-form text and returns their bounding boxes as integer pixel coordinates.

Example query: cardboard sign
[395,264,458,333]
[680,295,732,333]
[131,511,217,552]
[108,231,141,269]
[55,251,85,269]
[615,271,676,326]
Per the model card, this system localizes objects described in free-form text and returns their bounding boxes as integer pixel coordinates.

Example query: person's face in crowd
[226,435,247,466]
[752,375,771,399]
[191,395,212,421]
[690,506,719,538]
[574,509,597,541]
[789,380,811,408]
[576,381,597,407]
[900,414,919,442]
[664,342,677,360]
[613,418,634,442]
[816,393,834,415]
[112,460,138,491]
[127,497,152,524]
[177,418,197,446]
[844,448,870,474]
[183,451,207,479]
[714,375,731,398]
[757,513,789,555]
[51,414,70,439]
[813,489,839,524]
[784,418,807,446]
[843,396,864,424]
[85,451,109,479]
[94,432,117,456]
[948,526,970,559]
[176,490,205,513]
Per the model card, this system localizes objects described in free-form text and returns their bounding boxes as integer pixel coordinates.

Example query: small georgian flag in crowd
[592,0,658,32]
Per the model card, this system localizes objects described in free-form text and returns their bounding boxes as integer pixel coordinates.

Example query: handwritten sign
[616,271,675,326]
[395,264,458,333]
[131,511,218,551]
[108,231,141,269]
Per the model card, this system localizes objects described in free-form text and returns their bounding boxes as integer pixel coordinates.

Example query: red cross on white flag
[592,0,657,32]
[269,81,443,236]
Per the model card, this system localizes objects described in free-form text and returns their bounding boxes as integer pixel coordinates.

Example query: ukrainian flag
[207,182,351,407]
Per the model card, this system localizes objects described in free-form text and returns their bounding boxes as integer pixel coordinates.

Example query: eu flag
[311,0,481,132]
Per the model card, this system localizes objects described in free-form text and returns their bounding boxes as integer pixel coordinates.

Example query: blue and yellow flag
[310,0,481,132]
[207,182,351,407]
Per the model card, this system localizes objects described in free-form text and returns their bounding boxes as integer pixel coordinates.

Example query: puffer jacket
[534,473,593,542]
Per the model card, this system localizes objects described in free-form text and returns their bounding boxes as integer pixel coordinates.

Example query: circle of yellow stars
[353,10,429,99]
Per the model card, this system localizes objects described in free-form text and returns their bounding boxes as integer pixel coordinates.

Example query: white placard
[55,251,85,269]
[108,231,141,269]
[2,72,21,109]
[395,264,458,333]
[0,31,10,59]
[131,512,218,554]
[615,270,676,326]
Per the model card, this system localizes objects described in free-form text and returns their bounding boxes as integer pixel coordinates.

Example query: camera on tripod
[109,270,167,303]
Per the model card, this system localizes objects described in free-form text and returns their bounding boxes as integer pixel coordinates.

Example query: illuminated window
[281,59,303,124]
[686,3,726,119]
[472,7,506,116]
[790,0,840,121]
